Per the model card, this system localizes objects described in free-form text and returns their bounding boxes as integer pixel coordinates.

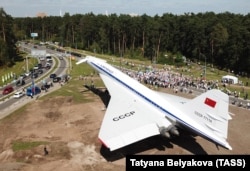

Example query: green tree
[0,8,17,66]
[210,23,229,66]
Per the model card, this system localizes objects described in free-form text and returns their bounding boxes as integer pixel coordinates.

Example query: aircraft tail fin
[183,89,231,139]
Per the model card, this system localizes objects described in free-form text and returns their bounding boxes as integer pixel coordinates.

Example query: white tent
[222,75,238,84]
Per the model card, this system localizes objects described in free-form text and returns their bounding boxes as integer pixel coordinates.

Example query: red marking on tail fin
[204,97,216,108]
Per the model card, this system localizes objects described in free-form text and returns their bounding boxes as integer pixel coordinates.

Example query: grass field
[0,52,38,87]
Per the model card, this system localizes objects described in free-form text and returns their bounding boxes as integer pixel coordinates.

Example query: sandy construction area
[0,82,249,171]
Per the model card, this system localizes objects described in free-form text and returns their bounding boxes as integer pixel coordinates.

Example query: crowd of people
[118,59,250,109]
[81,58,250,110]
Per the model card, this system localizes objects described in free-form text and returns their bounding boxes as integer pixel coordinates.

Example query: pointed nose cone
[76,58,87,65]
[225,143,232,150]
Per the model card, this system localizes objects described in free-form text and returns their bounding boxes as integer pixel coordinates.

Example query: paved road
[0,44,70,120]
[0,82,62,120]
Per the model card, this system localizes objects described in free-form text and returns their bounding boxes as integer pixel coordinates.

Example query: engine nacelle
[159,125,179,138]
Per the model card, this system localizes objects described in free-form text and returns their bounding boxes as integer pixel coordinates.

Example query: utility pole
[70,48,72,70]
[26,55,30,73]
[26,56,29,73]
[200,52,207,81]
[68,48,72,75]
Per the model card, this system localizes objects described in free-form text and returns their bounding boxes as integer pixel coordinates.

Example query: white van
[46,54,52,62]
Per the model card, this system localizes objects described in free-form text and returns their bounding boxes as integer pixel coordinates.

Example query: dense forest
[0,8,18,67]
[1,7,250,76]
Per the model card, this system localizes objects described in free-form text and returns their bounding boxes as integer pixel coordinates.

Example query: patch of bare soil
[0,94,124,171]
[0,86,249,171]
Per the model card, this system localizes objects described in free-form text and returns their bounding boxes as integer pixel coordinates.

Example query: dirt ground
[0,85,249,171]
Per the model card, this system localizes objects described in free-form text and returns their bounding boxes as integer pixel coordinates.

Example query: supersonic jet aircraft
[76,56,232,151]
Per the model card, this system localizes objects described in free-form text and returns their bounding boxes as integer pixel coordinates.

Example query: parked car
[31,73,38,79]
[2,86,14,95]
[37,63,42,69]
[41,83,50,90]
[46,55,52,62]
[13,91,25,98]
[37,69,43,74]
[24,72,31,77]
[16,79,25,86]
[33,65,39,70]
[50,73,57,79]
[45,63,51,67]
[46,66,51,70]
[19,74,27,80]
[26,86,41,96]
[53,76,61,83]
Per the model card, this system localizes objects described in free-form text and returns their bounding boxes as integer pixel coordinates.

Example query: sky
[1,0,250,18]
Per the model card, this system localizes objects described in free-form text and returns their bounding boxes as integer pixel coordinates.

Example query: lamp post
[67,48,72,75]
[200,53,206,81]
[70,48,72,70]
[25,55,30,73]
[204,55,206,81]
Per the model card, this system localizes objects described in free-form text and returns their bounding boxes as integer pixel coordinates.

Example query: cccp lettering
[113,111,135,121]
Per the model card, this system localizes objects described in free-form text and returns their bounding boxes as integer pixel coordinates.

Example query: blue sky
[1,0,250,17]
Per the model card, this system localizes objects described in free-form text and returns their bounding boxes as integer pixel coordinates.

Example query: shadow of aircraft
[84,85,110,108]
[100,130,208,162]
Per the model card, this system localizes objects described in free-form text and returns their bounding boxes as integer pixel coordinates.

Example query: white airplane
[76,56,232,151]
